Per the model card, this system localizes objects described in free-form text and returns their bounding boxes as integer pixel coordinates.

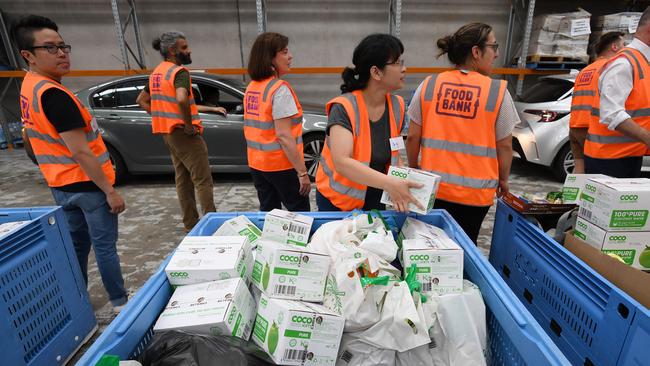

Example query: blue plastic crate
[490,200,650,366]
[0,207,97,365]
[78,210,569,366]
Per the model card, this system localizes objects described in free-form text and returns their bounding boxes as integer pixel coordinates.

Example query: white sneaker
[112,303,127,314]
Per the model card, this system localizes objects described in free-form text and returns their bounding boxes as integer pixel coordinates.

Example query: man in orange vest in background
[584,8,650,177]
[13,15,128,312]
[569,32,625,174]
[137,31,216,232]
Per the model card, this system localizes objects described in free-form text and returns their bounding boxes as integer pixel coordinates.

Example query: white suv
[513,72,649,181]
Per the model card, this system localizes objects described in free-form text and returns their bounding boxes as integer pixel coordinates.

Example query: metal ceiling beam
[389,0,402,37]
[110,0,146,70]
[516,0,536,96]
[256,0,267,34]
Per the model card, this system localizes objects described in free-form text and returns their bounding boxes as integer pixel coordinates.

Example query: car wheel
[106,144,127,185]
[303,132,325,181]
[552,144,573,182]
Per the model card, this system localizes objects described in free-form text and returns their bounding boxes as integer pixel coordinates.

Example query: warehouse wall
[1,0,512,105]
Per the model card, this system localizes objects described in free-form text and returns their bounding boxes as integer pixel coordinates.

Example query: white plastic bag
[323,250,401,332]
[348,282,430,352]
[427,280,487,366]
[336,335,396,366]
[309,214,398,262]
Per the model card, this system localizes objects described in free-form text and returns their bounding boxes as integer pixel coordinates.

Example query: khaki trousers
[163,129,216,231]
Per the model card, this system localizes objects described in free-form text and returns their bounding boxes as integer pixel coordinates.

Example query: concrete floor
[0,146,565,361]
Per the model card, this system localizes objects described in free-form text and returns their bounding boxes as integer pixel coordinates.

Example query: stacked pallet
[590,12,642,53]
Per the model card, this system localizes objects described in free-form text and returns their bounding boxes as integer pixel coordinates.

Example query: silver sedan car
[513,73,649,181]
[74,73,328,183]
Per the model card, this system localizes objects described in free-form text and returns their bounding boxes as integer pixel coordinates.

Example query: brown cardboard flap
[564,233,650,309]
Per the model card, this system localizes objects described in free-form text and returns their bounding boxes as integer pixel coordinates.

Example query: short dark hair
[340,34,404,93]
[10,14,58,51]
[437,22,493,65]
[594,31,625,56]
[247,32,289,81]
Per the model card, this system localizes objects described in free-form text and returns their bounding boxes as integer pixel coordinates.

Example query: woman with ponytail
[315,34,423,212]
[405,23,518,243]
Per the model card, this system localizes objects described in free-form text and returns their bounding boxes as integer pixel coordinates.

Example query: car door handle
[105,114,122,120]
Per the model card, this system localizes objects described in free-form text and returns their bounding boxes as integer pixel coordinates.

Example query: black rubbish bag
[138,330,274,366]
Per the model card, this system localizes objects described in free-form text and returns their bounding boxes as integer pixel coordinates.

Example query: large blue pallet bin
[490,200,650,366]
[0,207,97,365]
[78,210,569,365]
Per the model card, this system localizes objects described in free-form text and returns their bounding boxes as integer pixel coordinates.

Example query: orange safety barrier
[0,67,565,78]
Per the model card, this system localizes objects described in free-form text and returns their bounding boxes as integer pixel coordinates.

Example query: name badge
[389,136,405,151]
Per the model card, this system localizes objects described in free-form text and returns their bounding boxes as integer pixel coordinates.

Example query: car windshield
[518,78,574,103]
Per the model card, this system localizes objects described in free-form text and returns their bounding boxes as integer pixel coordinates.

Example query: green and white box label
[262,209,314,247]
[252,240,330,302]
[253,294,345,366]
[401,238,463,294]
[153,278,256,340]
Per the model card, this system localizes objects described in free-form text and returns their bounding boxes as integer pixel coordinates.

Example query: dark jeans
[584,156,643,178]
[434,199,490,244]
[50,189,127,306]
[250,168,310,212]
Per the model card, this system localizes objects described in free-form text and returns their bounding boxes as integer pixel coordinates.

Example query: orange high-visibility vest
[20,72,115,187]
[570,57,609,129]
[149,61,202,134]
[419,70,506,206]
[584,48,650,159]
[315,90,404,211]
[243,77,304,172]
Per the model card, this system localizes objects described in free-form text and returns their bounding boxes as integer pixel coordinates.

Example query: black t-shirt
[40,87,101,192]
[326,101,393,210]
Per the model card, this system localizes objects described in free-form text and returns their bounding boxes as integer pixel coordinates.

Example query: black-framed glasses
[30,44,72,54]
[483,43,499,52]
[387,59,405,67]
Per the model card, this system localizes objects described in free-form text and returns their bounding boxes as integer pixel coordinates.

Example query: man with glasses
[12,15,128,312]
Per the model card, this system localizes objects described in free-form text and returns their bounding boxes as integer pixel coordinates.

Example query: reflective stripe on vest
[243,77,304,171]
[315,91,404,210]
[150,61,202,134]
[20,72,115,187]
[584,48,650,159]
[318,156,366,200]
[419,70,503,206]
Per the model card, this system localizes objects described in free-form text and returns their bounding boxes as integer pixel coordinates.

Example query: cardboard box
[592,12,642,32]
[165,236,253,286]
[564,233,650,308]
[574,217,650,270]
[252,294,345,366]
[503,191,576,215]
[262,209,313,247]
[562,174,609,204]
[401,238,463,295]
[153,278,256,340]
[251,240,330,302]
[578,178,650,231]
[397,217,450,248]
[381,166,441,215]
[213,215,262,248]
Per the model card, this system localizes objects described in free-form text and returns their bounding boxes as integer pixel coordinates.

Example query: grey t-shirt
[407,78,519,140]
[327,102,396,210]
[272,84,299,120]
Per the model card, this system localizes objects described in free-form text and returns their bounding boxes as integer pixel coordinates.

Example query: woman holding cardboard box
[406,23,517,243]
[315,34,422,213]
